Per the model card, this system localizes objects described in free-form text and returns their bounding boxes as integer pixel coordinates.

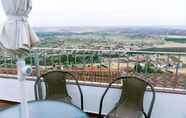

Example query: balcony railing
[0,48,186,89]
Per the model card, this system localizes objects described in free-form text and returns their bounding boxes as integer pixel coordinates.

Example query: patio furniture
[0,100,89,118]
[0,107,7,111]
[34,71,84,110]
[98,76,156,118]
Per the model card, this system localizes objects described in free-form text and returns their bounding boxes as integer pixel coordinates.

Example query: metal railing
[0,48,186,89]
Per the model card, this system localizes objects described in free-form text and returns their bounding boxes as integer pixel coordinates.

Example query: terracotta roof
[0,67,185,90]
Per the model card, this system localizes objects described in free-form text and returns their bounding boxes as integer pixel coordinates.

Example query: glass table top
[0,100,89,118]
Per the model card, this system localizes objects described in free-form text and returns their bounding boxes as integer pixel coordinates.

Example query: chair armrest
[65,71,84,111]
[146,82,156,118]
[98,77,123,118]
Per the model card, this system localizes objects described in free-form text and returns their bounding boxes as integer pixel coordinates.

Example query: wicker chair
[34,70,84,110]
[98,76,156,118]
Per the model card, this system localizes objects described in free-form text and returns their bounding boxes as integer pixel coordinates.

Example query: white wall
[0,78,186,118]
[144,92,186,118]
[0,78,35,102]
[68,84,186,118]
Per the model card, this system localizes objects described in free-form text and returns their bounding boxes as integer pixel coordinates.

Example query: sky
[0,0,186,27]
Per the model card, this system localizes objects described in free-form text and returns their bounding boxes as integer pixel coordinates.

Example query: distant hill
[33,26,186,49]
[165,35,186,43]
[34,26,186,38]
[139,47,186,52]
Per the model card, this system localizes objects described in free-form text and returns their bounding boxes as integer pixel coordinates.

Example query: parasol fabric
[0,0,39,54]
[0,0,39,118]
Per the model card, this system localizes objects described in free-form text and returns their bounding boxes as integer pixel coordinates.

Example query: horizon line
[33,25,186,28]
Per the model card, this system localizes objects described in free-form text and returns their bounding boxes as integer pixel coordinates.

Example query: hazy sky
[0,0,186,27]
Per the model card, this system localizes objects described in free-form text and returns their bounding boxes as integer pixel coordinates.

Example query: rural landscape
[1,0,186,117]
[1,26,186,89]
[35,26,186,51]
[30,26,186,89]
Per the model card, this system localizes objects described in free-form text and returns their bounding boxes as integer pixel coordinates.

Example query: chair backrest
[42,71,70,100]
[99,76,155,118]
[34,71,84,110]
[119,77,147,111]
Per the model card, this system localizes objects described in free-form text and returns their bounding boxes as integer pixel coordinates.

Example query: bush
[133,62,158,74]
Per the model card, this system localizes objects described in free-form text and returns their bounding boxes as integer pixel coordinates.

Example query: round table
[0,100,89,118]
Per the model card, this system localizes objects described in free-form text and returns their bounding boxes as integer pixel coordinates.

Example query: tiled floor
[0,100,17,109]
[88,113,98,118]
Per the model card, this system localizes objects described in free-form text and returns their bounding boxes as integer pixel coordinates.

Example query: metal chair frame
[98,76,156,118]
[34,70,84,110]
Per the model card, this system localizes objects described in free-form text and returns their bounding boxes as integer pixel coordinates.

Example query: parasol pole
[0,0,39,117]
[17,55,31,118]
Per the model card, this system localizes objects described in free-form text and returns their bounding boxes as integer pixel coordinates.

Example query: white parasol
[0,0,39,118]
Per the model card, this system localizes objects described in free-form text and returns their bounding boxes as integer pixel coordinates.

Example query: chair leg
[97,115,105,118]
[142,111,148,118]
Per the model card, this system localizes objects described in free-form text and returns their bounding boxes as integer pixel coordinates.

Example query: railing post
[126,53,129,76]
[117,52,120,75]
[44,50,48,71]
[166,54,170,71]
[175,55,181,80]
[156,54,160,73]
[67,52,69,66]
[184,80,186,90]
[4,54,7,68]
[58,51,61,66]
[144,55,148,76]
[91,52,94,68]
[34,49,42,100]
[83,51,86,68]
[51,50,54,66]
[74,54,77,65]
[29,50,33,66]
[109,51,112,73]
[10,56,13,67]
[60,51,63,66]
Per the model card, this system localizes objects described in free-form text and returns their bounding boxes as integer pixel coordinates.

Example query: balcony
[0,48,186,118]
